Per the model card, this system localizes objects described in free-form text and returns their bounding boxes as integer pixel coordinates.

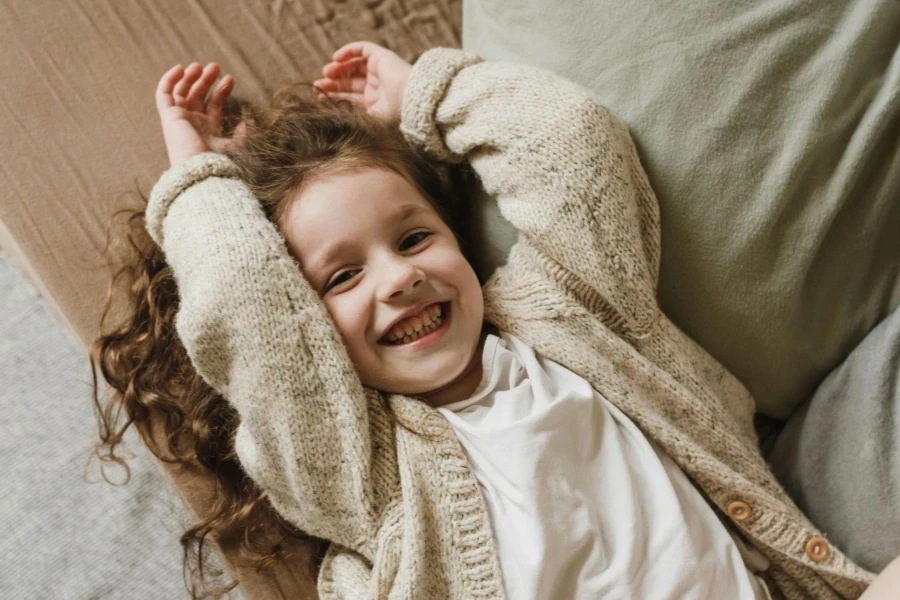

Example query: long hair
[89,85,483,598]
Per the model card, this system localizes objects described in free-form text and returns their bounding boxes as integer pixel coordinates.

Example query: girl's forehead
[294,167,431,218]
[278,167,441,263]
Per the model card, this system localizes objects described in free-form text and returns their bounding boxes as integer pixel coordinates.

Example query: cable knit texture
[146,48,876,599]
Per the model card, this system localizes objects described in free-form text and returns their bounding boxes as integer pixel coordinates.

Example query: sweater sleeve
[401,48,662,336]
[146,152,377,558]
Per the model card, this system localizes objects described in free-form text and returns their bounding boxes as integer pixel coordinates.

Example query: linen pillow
[462,0,900,418]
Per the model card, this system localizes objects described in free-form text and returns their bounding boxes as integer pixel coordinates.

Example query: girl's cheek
[328,291,370,346]
[430,242,468,270]
[436,246,477,283]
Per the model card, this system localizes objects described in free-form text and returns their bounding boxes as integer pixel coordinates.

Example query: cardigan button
[805,537,830,562]
[726,500,752,522]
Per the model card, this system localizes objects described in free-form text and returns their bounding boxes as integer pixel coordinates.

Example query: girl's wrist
[168,142,209,167]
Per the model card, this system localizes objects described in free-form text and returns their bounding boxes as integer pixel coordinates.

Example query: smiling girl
[92,41,899,598]
[278,166,487,405]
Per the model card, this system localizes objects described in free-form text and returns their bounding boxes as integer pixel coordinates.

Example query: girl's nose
[379,260,425,301]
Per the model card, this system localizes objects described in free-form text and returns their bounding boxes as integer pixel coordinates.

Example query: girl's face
[278,167,485,398]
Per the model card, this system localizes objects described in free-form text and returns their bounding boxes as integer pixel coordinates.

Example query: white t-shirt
[438,332,772,600]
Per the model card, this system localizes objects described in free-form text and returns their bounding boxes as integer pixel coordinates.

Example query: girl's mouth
[379,302,451,348]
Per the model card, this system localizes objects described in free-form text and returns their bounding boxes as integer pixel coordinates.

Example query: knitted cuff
[146,152,241,247]
[399,47,483,163]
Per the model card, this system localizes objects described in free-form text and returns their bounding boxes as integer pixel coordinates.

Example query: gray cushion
[462,0,900,418]
[768,307,900,573]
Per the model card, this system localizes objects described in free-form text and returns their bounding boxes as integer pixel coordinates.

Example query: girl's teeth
[386,304,444,340]
[382,303,449,343]
[387,311,444,344]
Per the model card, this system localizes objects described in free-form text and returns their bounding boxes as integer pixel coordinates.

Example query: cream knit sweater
[146,48,876,599]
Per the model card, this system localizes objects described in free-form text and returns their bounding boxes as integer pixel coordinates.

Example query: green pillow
[462,0,900,419]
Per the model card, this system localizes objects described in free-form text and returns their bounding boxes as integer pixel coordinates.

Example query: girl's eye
[325,270,358,291]
[400,231,432,251]
[325,232,432,292]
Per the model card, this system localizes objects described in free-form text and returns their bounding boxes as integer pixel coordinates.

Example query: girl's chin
[401,355,481,402]
[384,376,459,398]
[374,361,468,398]
[367,324,483,397]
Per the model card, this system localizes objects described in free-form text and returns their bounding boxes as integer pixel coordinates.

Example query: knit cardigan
[146,48,876,599]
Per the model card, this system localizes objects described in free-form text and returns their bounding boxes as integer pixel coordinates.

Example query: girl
[94,41,897,598]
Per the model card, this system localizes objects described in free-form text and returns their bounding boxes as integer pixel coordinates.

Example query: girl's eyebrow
[308,240,353,280]
[307,204,432,276]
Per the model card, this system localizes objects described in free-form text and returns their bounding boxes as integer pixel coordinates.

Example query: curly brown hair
[89,85,485,599]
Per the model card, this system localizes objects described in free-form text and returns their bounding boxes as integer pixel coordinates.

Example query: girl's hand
[155,62,239,167]
[314,41,412,122]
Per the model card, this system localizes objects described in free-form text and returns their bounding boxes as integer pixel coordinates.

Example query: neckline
[439,333,503,412]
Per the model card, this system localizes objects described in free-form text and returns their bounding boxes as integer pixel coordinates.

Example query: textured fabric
[438,331,771,600]
[769,307,900,574]
[462,0,900,419]
[146,48,877,598]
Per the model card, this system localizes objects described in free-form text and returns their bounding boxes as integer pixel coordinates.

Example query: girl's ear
[209,119,248,155]
[221,95,250,136]
[231,121,248,148]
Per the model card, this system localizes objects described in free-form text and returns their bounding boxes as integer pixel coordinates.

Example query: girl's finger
[313,76,365,94]
[155,64,184,111]
[322,56,367,79]
[316,90,364,107]
[332,40,380,62]
[206,75,234,126]
[186,63,220,105]
[173,62,203,99]
[312,78,336,92]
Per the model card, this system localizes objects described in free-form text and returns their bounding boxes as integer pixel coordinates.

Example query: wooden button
[805,537,830,562]
[726,500,752,521]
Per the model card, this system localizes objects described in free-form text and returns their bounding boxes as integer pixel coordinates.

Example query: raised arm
[145,153,378,556]
[149,62,379,557]
[400,49,662,336]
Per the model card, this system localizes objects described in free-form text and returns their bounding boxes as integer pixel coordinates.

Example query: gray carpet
[0,251,239,599]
